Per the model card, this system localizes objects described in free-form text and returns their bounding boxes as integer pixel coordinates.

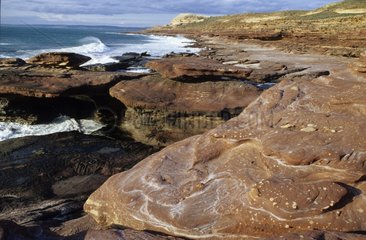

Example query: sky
[2,0,340,27]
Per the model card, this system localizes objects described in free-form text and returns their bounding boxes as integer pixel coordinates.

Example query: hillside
[146,0,366,57]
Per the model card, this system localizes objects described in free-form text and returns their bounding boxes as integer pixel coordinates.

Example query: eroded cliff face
[85,56,366,238]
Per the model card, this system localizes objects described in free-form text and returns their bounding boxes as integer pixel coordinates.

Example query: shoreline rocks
[26,52,91,69]
[85,65,366,238]
[110,74,260,146]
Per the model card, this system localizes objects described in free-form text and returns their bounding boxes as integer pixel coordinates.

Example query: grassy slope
[155,0,366,32]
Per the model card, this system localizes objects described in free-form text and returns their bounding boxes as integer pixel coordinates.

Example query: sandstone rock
[110,74,260,146]
[85,72,366,238]
[146,57,252,81]
[26,52,91,69]
[85,229,184,240]
[0,68,144,98]
[0,58,26,68]
[352,52,366,73]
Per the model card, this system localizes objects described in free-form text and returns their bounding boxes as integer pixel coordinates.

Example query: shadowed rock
[0,58,26,68]
[85,69,366,238]
[0,132,157,227]
[110,74,260,146]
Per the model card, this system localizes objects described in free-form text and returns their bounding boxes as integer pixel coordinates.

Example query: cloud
[2,0,340,26]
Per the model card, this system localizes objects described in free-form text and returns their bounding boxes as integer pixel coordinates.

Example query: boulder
[110,74,260,146]
[146,57,252,81]
[85,73,366,238]
[26,52,91,69]
[0,58,26,68]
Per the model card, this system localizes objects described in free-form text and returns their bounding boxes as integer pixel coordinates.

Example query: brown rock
[146,57,252,81]
[26,52,91,69]
[0,58,26,68]
[0,68,143,98]
[85,73,366,238]
[110,74,260,145]
[85,229,184,240]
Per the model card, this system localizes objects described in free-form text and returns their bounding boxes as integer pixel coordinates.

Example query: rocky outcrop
[85,67,366,238]
[0,58,26,68]
[0,132,157,227]
[110,74,260,146]
[26,52,91,69]
[84,52,153,72]
[0,66,144,98]
[146,57,252,81]
[170,14,209,26]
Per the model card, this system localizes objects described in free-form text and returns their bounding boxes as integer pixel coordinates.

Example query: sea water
[0,25,199,66]
[0,25,200,141]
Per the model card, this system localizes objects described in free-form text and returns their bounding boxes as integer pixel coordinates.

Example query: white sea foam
[0,43,12,46]
[17,34,199,65]
[0,116,104,142]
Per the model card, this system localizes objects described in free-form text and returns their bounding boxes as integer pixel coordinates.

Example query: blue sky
[2,0,340,27]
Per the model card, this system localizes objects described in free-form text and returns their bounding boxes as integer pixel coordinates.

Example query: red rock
[26,52,91,69]
[85,72,366,238]
[0,68,144,97]
[110,74,260,145]
[146,57,252,81]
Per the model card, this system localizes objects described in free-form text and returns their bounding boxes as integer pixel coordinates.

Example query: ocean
[0,24,200,141]
[0,24,199,65]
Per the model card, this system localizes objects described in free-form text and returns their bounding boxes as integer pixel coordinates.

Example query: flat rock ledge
[110,74,260,146]
[85,68,366,238]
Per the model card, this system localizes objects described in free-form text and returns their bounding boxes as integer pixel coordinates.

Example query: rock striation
[352,51,366,73]
[85,68,366,238]
[26,52,91,69]
[146,57,252,81]
[110,74,260,146]
[0,132,157,227]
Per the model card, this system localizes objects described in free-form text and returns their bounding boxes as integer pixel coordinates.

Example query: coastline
[1,6,366,240]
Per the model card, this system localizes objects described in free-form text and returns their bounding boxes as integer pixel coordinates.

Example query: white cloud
[2,0,340,26]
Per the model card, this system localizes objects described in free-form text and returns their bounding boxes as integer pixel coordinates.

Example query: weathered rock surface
[352,51,366,73]
[26,52,91,69]
[0,58,26,68]
[0,132,157,227]
[0,67,144,98]
[110,74,260,146]
[146,57,252,81]
[85,66,366,238]
[84,52,153,72]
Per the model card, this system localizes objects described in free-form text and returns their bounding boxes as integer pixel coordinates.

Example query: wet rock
[26,52,91,69]
[146,56,252,81]
[0,58,26,68]
[110,74,260,146]
[85,72,366,238]
[83,62,130,72]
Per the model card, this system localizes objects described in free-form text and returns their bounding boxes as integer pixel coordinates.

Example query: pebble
[280,123,295,129]
[301,126,317,132]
